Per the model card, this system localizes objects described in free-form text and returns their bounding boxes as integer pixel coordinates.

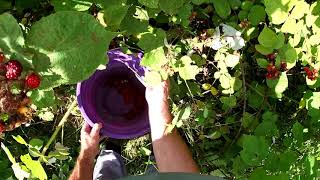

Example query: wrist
[79,149,96,162]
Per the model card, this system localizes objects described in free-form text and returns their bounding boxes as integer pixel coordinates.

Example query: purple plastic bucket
[76,49,150,139]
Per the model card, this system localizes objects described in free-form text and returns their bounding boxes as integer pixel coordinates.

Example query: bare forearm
[149,108,199,173]
[69,152,95,180]
[146,81,199,173]
[152,129,200,173]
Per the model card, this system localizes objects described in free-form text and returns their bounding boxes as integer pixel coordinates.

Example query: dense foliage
[0,0,320,179]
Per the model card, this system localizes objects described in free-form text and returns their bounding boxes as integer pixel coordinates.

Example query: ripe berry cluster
[266,64,280,79]
[304,67,319,81]
[0,51,40,133]
[265,53,287,79]
[0,52,41,89]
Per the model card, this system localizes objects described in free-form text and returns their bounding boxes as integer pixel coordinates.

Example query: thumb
[90,123,102,138]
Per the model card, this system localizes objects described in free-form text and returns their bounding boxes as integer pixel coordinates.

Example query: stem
[41,99,77,156]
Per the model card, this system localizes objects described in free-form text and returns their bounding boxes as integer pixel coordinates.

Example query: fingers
[81,122,91,134]
[90,123,102,139]
[162,79,170,88]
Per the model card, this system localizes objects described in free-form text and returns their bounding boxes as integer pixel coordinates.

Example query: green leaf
[285,47,298,69]
[20,154,47,180]
[103,0,129,29]
[211,0,231,19]
[262,111,278,122]
[0,13,28,64]
[264,0,294,25]
[220,95,237,110]
[250,168,289,180]
[134,7,150,20]
[306,92,320,110]
[140,147,152,156]
[38,110,55,121]
[141,47,168,71]
[48,143,70,161]
[255,120,279,137]
[12,135,28,146]
[159,0,185,15]
[178,56,200,80]
[248,5,266,26]
[254,111,279,137]
[258,27,280,48]
[191,0,209,5]
[138,28,166,52]
[177,3,192,27]
[248,83,265,108]
[292,121,304,146]
[0,0,11,13]
[280,44,297,69]
[255,45,274,55]
[265,150,298,172]
[240,135,269,166]
[241,112,255,128]
[219,74,231,89]
[29,139,43,151]
[1,143,16,164]
[11,163,30,180]
[120,7,149,35]
[238,10,248,21]
[281,17,297,34]
[274,32,285,49]
[144,71,162,86]
[29,89,56,109]
[304,155,318,178]
[225,54,240,68]
[228,0,241,10]
[191,54,206,67]
[241,1,254,11]
[138,0,159,8]
[0,113,9,122]
[291,1,309,19]
[256,58,269,68]
[26,11,116,89]
[51,0,96,11]
[180,106,191,120]
[266,72,288,97]
[205,131,222,140]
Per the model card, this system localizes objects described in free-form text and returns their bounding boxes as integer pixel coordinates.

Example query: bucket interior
[78,63,150,138]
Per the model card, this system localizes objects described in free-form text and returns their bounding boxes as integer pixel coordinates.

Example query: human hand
[79,122,102,161]
[145,80,170,118]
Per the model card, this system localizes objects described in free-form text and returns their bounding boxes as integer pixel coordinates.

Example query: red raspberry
[313,69,318,78]
[25,73,41,89]
[304,67,312,76]
[266,65,275,72]
[0,122,5,133]
[280,62,287,71]
[5,60,23,80]
[266,73,273,79]
[0,52,5,63]
[266,53,276,61]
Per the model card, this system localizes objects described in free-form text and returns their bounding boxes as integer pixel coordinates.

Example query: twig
[41,99,77,156]
[241,58,247,116]
[184,80,195,102]
[234,57,247,142]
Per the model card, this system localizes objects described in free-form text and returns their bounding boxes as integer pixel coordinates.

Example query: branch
[41,99,78,156]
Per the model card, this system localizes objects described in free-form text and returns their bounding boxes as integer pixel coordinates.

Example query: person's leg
[93,150,127,180]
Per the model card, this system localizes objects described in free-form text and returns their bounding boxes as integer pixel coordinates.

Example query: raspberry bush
[0,0,320,179]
